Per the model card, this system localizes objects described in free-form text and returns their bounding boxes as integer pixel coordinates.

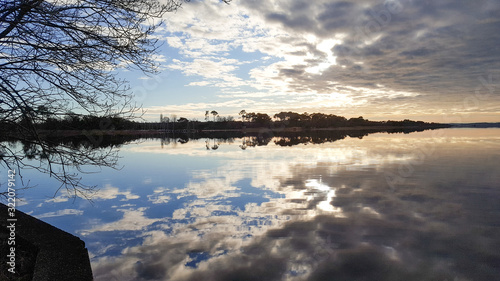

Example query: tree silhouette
[210,110,219,122]
[245,112,271,125]
[0,0,231,198]
[239,110,247,122]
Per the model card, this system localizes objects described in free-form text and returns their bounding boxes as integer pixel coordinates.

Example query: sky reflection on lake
[8,129,500,281]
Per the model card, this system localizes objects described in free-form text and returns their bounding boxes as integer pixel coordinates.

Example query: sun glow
[305,39,340,74]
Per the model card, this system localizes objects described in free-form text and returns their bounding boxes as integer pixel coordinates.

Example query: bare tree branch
[0,0,231,198]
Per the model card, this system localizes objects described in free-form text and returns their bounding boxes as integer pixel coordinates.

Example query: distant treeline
[1,111,448,133]
[1,127,438,154]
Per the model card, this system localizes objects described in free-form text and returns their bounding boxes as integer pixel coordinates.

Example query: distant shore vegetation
[1,110,448,135]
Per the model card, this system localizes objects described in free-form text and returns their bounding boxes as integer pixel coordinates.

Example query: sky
[122,0,500,123]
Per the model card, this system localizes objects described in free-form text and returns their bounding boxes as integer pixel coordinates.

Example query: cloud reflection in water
[83,130,500,281]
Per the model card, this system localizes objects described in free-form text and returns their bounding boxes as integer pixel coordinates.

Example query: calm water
[5,128,500,281]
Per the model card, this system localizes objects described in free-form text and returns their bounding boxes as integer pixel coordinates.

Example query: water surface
[6,128,500,281]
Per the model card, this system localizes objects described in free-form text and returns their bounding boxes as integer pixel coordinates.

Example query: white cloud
[80,207,158,234]
[148,191,171,204]
[46,196,70,203]
[167,58,240,81]
[92,184,140,201]
[36,209,83,218]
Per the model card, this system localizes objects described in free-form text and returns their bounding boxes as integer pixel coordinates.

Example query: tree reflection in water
[5,128,499,280]
[85,129,500,280]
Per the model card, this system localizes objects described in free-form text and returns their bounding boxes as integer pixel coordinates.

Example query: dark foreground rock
[0,203,92,281]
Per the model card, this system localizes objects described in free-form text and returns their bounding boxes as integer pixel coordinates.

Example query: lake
[5,128,500,281]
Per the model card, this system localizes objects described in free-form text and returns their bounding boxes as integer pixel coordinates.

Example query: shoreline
[3,124,451,137]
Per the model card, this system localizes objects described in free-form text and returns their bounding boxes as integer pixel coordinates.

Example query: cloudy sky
[123,0,500,122]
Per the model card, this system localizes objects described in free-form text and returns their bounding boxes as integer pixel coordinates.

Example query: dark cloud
[244,0,500,106]
[266,13,315,32]
[318,1,359,31]
[399,47,436,58]
[279,68,305,77]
